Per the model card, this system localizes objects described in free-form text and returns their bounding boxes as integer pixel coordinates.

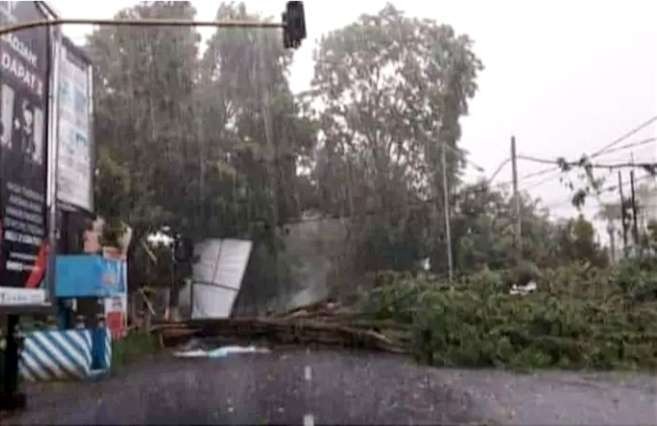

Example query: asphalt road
[8,348,657,425]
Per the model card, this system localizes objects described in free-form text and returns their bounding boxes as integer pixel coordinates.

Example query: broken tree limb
[154,317,408,354]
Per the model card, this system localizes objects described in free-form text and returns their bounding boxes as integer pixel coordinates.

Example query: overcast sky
[51,0,657,229]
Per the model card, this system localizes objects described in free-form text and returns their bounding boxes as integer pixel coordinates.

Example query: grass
[111,331,160,372]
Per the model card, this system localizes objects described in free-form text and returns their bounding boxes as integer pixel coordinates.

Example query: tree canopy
[85,2,615,309]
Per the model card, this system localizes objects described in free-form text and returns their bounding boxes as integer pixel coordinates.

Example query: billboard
[57,37,93,212]
[0,2,51,306]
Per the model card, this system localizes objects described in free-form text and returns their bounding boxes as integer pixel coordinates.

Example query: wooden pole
[618,171,628,255]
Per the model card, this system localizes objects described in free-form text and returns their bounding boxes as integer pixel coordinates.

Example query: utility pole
[606,222,616,263]
[441,142,454,281]
[511,136,522,260]
[618,171,628,255]
[630,170,640,248]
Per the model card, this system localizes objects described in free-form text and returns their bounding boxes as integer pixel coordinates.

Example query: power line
[593,137,656,158]
[486,158,510,184]
[517,155,657,171]
[591,115,657,158]
[520,170,562,191]
[504,135,655,187]
[541,173,655,211]
[495,166,560,187]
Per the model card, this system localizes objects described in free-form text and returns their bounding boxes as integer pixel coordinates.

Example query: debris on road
[152,300,410,354]
[174,345,270,358]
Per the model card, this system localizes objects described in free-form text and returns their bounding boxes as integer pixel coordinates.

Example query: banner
[0,2,50,304]
[57,38,93,211]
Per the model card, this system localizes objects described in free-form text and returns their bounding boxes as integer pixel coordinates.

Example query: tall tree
[311,4,482,274]
[87,1,200,239]
[197,3,315,311]
[557,214,608,267]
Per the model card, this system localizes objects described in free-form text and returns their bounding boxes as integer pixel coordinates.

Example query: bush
[361,263,657,370]
[112,331,160,371]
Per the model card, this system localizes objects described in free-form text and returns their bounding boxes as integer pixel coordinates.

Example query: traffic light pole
[0,0,306,49]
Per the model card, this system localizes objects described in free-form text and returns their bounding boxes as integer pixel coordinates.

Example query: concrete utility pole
[630,170,640,248]
[441,142,454,281]
[618,171,628,254]
[511,136,522,259]
[606,222,616,263]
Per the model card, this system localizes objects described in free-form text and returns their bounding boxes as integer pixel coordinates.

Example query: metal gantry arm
[0,1,307,48]
[0,18,284,36]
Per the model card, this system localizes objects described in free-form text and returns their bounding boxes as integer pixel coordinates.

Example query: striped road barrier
[19,329,92,381]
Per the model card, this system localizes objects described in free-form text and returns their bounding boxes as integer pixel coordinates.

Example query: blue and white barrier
[19,329,92,381]
[19,328,112,382]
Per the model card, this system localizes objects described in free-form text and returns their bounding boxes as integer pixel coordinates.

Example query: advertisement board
[56,37,93,212]
[0,2,52,307]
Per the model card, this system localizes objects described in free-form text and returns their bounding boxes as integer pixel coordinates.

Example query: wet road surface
[8,348,657,425]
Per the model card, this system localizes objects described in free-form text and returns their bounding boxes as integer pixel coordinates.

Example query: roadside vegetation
[111,331,160,372]
[361,258,657,370]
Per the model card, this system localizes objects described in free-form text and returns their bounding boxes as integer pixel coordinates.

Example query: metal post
[1,315,25,410]
[440,142,453,281]
[630,170,639,249]
[511,136,522,260]
[45,24,62,307]
[618,171,628,255]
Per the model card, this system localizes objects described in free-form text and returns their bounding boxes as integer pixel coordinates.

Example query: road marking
[303,414,315,426]
[304,365,312,381]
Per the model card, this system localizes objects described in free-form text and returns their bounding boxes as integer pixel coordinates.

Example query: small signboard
[56,37,93,212]
[55,255,126,298]
[105,294,127,340]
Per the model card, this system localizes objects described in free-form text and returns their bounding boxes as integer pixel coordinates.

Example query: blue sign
[55,255,126,298]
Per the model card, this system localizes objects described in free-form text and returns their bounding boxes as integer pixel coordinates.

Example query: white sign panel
[0,287,46,306]
[192,239,252,319]
[56,39,93,211]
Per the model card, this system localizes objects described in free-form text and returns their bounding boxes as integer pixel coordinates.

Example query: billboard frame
[0,1,59,314]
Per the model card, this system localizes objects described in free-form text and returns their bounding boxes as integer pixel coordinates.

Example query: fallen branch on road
[153,308,409,354]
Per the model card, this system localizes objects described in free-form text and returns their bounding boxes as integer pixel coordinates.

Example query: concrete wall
[280,216,351,310]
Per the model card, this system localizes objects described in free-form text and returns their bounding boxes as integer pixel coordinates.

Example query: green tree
[311,4,482,274]
[557,214,608,267]
[87,2,315,312]
[450,182,563,272]
[87,1,200,239]
[195,3,316,312]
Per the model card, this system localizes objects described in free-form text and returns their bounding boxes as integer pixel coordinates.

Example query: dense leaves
[86,2,626,317]
[362,261,657,369]
[310,5,482,274]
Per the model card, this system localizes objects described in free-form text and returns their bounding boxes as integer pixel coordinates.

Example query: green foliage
[111,331,160,372]
[311,4,482,275]
[362,261,657,370]
[613,258,657,302]
[556,215,609,268]
[88,2,314,308]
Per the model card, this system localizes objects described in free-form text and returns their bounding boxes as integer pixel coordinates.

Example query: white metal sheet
[191,239,252,319]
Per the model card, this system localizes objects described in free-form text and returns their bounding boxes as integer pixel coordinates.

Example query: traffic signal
[282,1,306,49]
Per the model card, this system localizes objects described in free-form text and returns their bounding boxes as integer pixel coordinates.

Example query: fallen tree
[154,315,409,354]
[152,258,657,369]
